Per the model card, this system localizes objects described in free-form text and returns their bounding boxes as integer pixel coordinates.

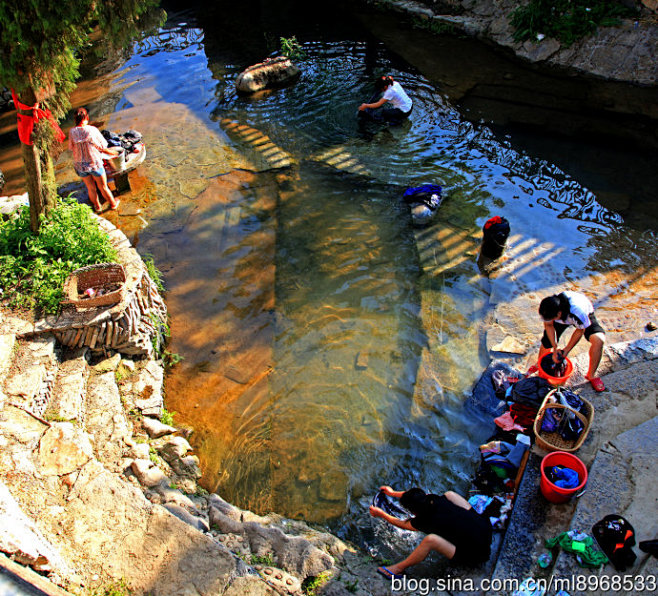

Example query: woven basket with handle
[62,263,126,309]
[533,388,594,453]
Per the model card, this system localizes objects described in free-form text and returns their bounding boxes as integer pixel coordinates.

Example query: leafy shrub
[0,198,117,314]
[280,36,306,60]
[511,0,636,46]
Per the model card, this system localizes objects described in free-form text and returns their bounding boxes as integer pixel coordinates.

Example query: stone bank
[0,211,389,596]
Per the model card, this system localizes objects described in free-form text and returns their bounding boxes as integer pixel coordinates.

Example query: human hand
[369,506,384,518]
[552,349,563,363]
[379,485,395,496]
[358,104,366,111]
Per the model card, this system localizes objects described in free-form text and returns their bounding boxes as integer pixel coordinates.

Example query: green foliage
[250,553,275,566]
[0,198,117,314]
[148,311,170,356]
[160,408,176,427]
[163,350,184,368]
[345,579,359,593]
[280,36,306,60]
[510,0,636,46]
[302,571,331,596]
[411,15,457,35]
[89,578,132,596]
[149,446,160,464]
[142,253,165,294]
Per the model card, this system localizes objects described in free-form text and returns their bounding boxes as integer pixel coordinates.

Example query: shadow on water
[1,0,656,543]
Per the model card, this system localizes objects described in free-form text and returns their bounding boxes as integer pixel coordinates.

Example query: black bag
[481,216,510,259]
[592,514,637,571]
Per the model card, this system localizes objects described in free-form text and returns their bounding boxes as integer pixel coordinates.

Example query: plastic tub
[540,451,587,503]
[537,354,573,386]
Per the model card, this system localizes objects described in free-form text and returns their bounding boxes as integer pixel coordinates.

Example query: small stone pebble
[646,322,656,331]
[264,568,273,575]
[275,573,283,580]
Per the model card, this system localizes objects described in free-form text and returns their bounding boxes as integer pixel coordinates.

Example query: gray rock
[0,480,68,573]
[155,486,198,512]
[208,493,243,521]
[243,521,334,578]
[131,360,164,416]
[127,442,151,460]
[130,458,168,488]
[163,503,210,533]
[93,352,122,373]
[209,507,245,534]
[170,455,202,479]
[142,416,176,439]
[235,57,301,94]
[158,435,192,461]
[38,423,93,476]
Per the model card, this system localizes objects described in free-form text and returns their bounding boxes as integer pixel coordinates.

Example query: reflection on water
[1,2,656,535]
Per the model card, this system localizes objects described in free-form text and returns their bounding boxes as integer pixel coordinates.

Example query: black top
[409,494,492,564]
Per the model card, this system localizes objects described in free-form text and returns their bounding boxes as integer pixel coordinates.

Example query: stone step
[3,336,57,417]
[551,416,658,596]
[83,358,132,472]
[45,349,89,424]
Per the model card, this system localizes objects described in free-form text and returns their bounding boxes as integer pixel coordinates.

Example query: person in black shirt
[369,486,492,579]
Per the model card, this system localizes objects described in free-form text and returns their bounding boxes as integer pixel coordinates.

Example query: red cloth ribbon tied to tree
[11,89,65,146]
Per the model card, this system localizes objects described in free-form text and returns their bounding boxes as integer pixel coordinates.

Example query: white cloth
[556,291,593,329]
[382,81,412,112]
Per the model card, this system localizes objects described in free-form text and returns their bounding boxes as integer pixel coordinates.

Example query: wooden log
[73,328,84,347]
[89,326,101,349]
[105,321,114,346]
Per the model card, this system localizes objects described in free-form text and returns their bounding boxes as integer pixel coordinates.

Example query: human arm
[379,485,404,499]
[358,97,388,111]
[562,328,584,357]
[369,506,415,531]
[543,321,559,355]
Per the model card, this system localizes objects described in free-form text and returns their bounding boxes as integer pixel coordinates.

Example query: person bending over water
[369,486,492,579]
[68,107,120,213]
[358,75,413,124]
[533,290,606,391]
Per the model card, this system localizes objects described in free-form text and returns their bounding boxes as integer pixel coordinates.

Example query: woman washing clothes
[369,486,492,580]
[358,75,413,124]
[68,107,120,213]
[534,290,606,392]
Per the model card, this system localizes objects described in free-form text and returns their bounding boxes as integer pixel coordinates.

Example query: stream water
[1,0,656,545]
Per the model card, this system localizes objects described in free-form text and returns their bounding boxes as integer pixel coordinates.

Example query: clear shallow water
[2,1,656,544]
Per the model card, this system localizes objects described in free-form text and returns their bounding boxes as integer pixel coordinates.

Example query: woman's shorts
[76,166,105,178]
[541,313,605,348]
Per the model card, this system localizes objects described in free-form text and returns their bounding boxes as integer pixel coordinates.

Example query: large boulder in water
[235,57,301,94]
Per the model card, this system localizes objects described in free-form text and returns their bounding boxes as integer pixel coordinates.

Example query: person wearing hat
[369,486,492,579]
[535,290,606,391]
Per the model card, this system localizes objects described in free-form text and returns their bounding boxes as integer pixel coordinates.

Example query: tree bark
[16,87,56,234]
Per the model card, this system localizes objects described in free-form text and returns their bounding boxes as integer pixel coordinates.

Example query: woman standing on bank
[68,107,120,213]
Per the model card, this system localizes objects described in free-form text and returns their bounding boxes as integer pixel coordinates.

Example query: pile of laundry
[466,365,555,530]
[101,129,144,155]
[540,388,587,441]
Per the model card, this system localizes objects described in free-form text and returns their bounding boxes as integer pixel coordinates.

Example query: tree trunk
[16,87,57,234]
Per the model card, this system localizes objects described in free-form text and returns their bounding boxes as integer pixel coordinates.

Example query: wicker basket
[62,263,126,308]
[533,388,594,453]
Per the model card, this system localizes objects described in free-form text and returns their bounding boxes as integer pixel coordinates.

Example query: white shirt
[556,291,593,329]
[382,81,413,113]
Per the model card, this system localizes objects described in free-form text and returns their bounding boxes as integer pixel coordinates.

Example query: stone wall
[358,0,658,86]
